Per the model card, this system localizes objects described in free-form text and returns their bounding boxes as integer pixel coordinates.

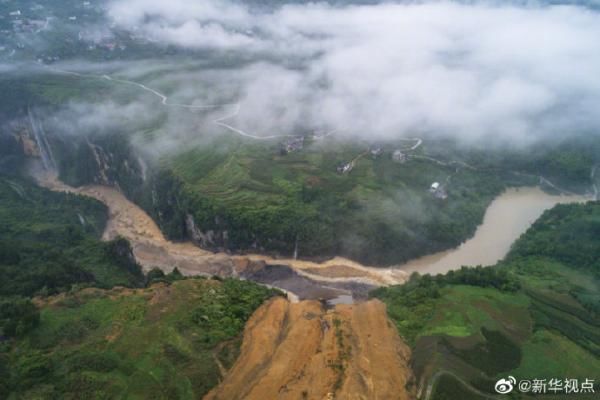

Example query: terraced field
[161,132,516,265]
[374,201,600,399]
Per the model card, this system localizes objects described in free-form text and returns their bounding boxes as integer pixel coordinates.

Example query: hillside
[0,176,144,297]
[0,172,417,400]
[1,1,600,399]
[2,72,599,267]
[373,201,600,399]
[0,173,281,399]
[0,278,280,399]
[205,297,414,400]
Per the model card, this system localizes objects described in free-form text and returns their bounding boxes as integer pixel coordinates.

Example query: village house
[280,136,304,154]
[429,182,448,200]
[370,146,383,158]
[337,162,353,174]
[392,149,407,163]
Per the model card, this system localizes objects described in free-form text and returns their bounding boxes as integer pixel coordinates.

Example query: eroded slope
[205,298,415,400]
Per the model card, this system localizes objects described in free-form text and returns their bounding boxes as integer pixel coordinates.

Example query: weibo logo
[495,376,516,394]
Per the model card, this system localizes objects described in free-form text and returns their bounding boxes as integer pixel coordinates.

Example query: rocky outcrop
[185,213,218,247]
[204,298,415,400]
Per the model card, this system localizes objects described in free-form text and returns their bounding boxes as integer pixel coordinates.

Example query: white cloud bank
[104,0,600,143]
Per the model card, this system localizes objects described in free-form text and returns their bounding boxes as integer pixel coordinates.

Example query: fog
[107,0,600,144]
[12,0,600,150]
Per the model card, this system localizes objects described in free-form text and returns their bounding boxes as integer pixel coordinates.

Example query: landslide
[205,298,415,400]
[33,168,408,289]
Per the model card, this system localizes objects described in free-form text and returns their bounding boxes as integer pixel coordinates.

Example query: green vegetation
[509,202,600,280]
[52,128,597,267]
[0,177,144,299]
[152,134,513,265]
[329,317,352,394]
[0,297,40,339]
[3,71,599,267]
[0,172,282,399]
[430,374,489,400]
[0,174,146,343]
[1,278,280,399]
[145,267,185,286]
[2,70,599,399]
[372,268,523,345]
[0,74,114,117]
[373,201,600,399]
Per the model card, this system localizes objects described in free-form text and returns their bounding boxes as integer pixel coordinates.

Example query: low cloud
[48,1,600,147]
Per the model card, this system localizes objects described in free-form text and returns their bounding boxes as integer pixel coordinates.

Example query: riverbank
[397,187,589,276]
[31,164,589,301]
[31,165,389,302]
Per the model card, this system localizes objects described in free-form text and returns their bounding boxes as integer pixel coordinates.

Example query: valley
[31,165,396,302]
[3,166,598,399]
[23,145,598,399]
[3,62,598,399]
[1,166,418,400]
[30,161,589,303]
[2,0,600,398]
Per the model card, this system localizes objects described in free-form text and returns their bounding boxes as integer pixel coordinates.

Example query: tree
[146,268,166,286]
[0,297,40,338]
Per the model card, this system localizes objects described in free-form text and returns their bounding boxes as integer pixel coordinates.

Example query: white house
[392,150,406,163]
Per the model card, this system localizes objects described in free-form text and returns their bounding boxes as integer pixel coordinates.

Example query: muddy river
[33,167,588,300]
[397,187,588,276]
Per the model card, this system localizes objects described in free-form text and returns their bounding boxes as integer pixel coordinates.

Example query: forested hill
[0,278,280,399]
[0,176,144,298]
[508,202,600,280]
[373,200,600,399]
[0,174,281,399]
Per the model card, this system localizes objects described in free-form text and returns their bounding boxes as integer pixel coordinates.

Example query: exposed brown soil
[204,297,415,400]
[28,167,416,399]
[14,129,40,157]
[32,169,409,292]
[304,264,377,279]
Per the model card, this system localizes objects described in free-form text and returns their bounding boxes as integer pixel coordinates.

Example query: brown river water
[398,187,588,276]
[33,167,588,301]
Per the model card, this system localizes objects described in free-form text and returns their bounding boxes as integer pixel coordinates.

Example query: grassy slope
[1,278,280,399]
[373,201,600,399]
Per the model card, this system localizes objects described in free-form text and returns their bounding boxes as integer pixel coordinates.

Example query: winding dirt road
[47,66,324,141]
